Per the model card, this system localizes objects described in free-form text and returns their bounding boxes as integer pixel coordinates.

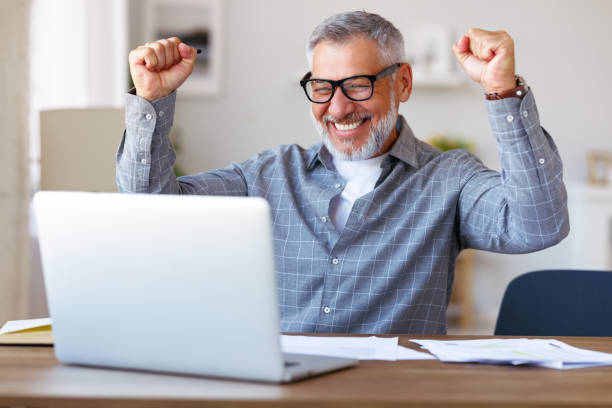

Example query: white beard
[311,92,398,161]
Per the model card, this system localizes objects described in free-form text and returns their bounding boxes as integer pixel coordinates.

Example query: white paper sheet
[0,317,52,334]
[281,335,434,361]
[411,338,612,369]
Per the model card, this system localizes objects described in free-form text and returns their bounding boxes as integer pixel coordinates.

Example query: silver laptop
[33,191,357,383]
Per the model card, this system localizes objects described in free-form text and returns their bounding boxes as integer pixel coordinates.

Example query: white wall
[129,0,611,331]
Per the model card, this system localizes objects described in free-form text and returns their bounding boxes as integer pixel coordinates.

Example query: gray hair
[306,11,405,70]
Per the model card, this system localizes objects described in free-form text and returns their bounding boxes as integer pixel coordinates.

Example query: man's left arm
[452,28,569,253]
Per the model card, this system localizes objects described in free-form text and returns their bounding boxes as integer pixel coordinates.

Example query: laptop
[33,191,357,383]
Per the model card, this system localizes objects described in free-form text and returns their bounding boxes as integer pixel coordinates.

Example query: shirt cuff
[485,89,540,142]
[123,89,177,170]
[125,89,176,133]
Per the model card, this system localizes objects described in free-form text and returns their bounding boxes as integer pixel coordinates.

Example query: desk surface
[2,335,612,408]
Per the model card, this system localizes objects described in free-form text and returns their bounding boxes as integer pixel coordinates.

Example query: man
[117,11,569,334]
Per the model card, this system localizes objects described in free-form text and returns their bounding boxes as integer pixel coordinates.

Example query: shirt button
[321,216,327,223]
[539,158,546,165]
[331,258,339,265]
[506,114,514,122]
[323,307,331,314]
[145,113,153,120]
[159,111,165,117]
[522,110,529,118]
[334,183,342,189]
[141,158,147,165]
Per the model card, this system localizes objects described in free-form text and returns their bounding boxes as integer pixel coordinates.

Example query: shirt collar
[306,144,326,170]
[306,143,336,171]
[306,115,419,170]
[388,115,419,168]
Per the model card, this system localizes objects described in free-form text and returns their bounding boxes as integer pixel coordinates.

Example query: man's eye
[345,83,370,91]
[313,85,332,93]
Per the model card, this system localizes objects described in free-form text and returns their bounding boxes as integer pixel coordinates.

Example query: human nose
[326,86,356,119]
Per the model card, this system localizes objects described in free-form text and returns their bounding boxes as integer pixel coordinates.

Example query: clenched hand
[452,28,516,94]
[128,37,197,102]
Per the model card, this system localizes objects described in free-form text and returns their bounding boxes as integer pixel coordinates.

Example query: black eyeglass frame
[299,63,402,104]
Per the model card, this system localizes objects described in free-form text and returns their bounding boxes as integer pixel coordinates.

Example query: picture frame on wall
[587,151,612,185]
[144,0,223,97]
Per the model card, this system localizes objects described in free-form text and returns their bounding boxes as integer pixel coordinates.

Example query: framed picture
[587,151,612,185]
[144,0,223,97]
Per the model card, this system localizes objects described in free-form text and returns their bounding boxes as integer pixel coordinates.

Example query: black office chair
[494,269,612,336]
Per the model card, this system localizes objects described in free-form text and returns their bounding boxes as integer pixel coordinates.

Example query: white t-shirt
[329,153,388,232]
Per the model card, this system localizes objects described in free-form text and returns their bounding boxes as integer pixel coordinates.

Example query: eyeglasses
[300,63,401,104]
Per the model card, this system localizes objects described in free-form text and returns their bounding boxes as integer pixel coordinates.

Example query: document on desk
[281,335,434,361]
[411,338,612,369]
[0,318,54,346]
[0,317,52,334]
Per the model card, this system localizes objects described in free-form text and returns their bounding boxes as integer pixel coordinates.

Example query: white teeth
[334,119,364,131]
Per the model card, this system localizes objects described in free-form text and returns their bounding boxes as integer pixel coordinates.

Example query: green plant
[426,133,474,153]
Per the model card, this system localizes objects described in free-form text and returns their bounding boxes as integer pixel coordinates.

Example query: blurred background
[1,0,611,333]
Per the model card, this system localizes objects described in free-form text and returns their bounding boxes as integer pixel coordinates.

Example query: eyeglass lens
[306,76,372,102]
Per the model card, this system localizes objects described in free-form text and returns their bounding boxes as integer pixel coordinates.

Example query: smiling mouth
[333,119,365,131]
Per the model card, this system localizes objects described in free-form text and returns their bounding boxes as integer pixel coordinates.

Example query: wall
[130,0,612,330]
[0,0,31,323]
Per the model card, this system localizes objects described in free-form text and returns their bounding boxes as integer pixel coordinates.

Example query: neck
[371,127,398,159]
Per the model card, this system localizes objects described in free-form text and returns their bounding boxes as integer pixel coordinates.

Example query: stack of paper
[411,338,612,369]
[0,318,54,345]
[0,318,52,335]
[281,335,434,361]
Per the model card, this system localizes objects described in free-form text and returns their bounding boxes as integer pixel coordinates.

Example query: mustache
[322,112,372,125]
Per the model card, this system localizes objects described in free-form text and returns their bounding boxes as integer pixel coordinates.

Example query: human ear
[398,63,412,102]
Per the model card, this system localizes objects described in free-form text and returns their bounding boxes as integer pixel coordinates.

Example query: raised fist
[452,28,516,94]
[128,37,197,102]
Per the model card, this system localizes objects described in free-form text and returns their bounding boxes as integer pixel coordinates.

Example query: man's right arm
[116,89,179,193]
[116,37,247,195]
[116,88,247,195]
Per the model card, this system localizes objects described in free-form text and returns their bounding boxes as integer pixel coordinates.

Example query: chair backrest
[494,269,612,336]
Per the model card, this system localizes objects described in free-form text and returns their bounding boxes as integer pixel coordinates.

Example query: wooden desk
[2,335,612,407]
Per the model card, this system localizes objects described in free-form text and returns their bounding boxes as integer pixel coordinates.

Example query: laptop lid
[34,191,288,382]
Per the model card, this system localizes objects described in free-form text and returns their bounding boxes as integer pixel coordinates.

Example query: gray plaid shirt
[117,90,569,334]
